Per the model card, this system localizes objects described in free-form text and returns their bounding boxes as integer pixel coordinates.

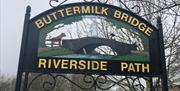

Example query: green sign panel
[22,3,161,76]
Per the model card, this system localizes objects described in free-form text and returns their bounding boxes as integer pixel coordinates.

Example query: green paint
[113,54,149,62]
[38,47,70,57]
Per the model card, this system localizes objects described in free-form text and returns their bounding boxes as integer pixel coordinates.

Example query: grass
[59,54,113,59]
[38,48,149,62]
[38,47,70,57]
[112,54,149,62]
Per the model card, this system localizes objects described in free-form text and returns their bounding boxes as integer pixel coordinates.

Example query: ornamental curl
[49,0,109,7]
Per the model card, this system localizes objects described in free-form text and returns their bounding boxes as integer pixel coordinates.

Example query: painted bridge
[62,37,137,56]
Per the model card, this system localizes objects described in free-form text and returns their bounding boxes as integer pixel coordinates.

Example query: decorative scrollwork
[27,73,56,91]
[49,0,68,7]
[49,0,108,7]
[132,77,149,91]
[49,0,141,14]
[118,0,141,14]
[55,74,96,90]
[131,5,141,14]
[27,73,152,91]
[84,0,108,3]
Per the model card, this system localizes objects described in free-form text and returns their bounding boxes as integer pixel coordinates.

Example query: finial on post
[26,5,31,14]
[157,16,162,30]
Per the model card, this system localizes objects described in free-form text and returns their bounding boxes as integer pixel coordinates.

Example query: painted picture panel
[24,3,161,76]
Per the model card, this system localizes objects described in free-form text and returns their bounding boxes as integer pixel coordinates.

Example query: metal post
[150,78,155,91]
[15,6,31,91]
[23,72,29,91]
[157,17,168,91]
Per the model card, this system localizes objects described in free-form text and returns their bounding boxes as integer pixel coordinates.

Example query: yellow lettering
[61,60,69,69]
[70,60,77,69]
[73,6,80,14]
[79,60,86,70]
[101,61,107,71]
[42,15,52,24]
[131,18,139,27]
[66,7,73,16]
[82,6,91,14]
[128,63,135,72]
[53,59,61,69]
[121,13,129,21]
[38,59,47,68]
[95,6,101,14]
[92,61,99,70]
[91,6,94,13]
[50,12,58,20]
[48,59,52,68]
[87,61,90,70]
[142,64,150,73]
[101,7,108,15]
[145,27,153,36]
[128,16,133,23]
[58,9,65,17]
[35,19,44,29]
[121,63,128,71]
[134,63,141,72]
[114,10,121,18]
[138,23,146,32]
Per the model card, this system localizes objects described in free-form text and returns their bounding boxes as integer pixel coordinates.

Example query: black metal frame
[15,1,168,91]
[157,17,168,91]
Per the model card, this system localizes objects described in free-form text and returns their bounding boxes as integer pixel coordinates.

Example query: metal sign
[24,3,160,75]
[15,2,168,91]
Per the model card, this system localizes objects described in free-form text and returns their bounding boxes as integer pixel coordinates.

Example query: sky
[0,0,83,76]
[0,0,122,76]
[0,0,52,75]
